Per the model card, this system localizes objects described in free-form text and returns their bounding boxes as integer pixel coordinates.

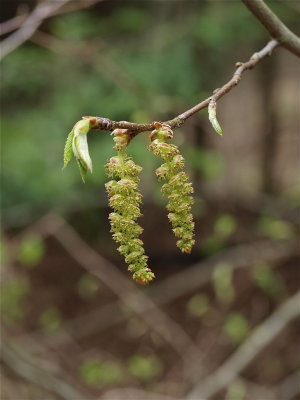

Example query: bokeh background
[1,1,300,399]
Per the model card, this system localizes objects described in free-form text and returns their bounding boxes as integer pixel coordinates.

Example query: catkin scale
[149,123,195,253]
[105,129,154,284]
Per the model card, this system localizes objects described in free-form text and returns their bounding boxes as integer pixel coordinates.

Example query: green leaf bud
[71,119,93,182]
[208,100,223,136]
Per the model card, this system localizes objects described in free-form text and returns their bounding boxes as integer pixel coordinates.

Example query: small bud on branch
[63,118,93,182]
[208,100,223,136]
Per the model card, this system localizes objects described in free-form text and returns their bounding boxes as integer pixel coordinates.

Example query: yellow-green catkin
[105,129,155,284]
[149,122,195,253]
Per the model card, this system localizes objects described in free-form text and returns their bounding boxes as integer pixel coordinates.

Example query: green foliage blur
[213,262,235,304]
[80,359,123,386]
[39,306,62,332]
[223,313,250,344]
[127,354,163,381]
[186,293,210,318]
[17,234,45,267]
[252,263,285,299]
[1,1,298,227]
[1,277,30,322]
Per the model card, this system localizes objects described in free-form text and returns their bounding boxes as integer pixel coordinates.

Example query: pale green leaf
[63,128,74,169]
[211,117,223,136]
[76,159,87,183]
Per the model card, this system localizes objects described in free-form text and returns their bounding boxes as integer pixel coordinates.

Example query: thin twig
[240,378,277,400]
[241,0,300,57]
[0,14,28,36]
[1,343,89,400]
[86,39,279,134]
[0,0,100,37]
[275,370,300,400]
[0,0,72,60]
[100,388,178,400]
[186,290,300,399]
[7,212,202,379]
[13,236,298,368]
[45,214,202,378]
[8,214,299,388]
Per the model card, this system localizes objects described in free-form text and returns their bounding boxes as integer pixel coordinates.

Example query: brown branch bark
[241,0,300,57]
[88,39,279,135]
[0,14,28,36]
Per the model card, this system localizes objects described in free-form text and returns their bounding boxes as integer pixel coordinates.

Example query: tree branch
[0,0,72,60]
[87,39,279,135]
[0,0,100,36]
[186,290,300,399]
[0,13,28,36]
[241,0,300,57]
[44,214,202,376]
[100,388,178,400]
[14,233,299,357]
[1,342,88,400]
[276,370,300,400]
[7,212,202,380]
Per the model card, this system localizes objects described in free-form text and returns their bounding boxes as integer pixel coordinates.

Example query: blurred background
[1,1,300,399]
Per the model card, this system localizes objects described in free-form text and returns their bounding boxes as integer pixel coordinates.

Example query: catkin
[105,129,154,284]
[148,123,195,253]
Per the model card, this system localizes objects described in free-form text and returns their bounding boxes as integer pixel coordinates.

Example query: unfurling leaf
[71,119,92,182]
[76,159,87,183]
[63,128,74,169]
